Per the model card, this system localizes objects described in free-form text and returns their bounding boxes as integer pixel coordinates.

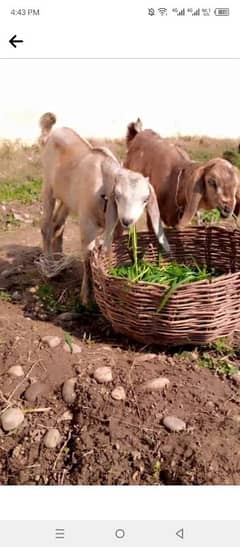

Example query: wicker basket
[91,226,240,346]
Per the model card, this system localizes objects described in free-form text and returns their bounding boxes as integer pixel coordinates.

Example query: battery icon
[214,8,230,15]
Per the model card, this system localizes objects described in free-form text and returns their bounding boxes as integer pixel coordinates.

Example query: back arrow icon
[176,528,184,540]
[9,35,24,48]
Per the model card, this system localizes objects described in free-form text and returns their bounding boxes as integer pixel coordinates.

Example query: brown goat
[125,120,240,228]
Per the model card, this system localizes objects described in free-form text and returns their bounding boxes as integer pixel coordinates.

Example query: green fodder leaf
[64,333,73,353]
[157,280,180,312]
[110,260,215,288]
[129,225,138,273]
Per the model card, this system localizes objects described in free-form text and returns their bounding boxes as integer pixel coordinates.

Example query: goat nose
[121,217,133,228]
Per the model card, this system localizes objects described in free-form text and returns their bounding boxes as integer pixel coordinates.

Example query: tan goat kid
[125,120,240,229]
[39,114,169,305]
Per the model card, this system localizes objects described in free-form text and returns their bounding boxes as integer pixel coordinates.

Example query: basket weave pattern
[91,227,240,346]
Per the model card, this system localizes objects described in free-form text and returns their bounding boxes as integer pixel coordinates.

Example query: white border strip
[0,486,239,520]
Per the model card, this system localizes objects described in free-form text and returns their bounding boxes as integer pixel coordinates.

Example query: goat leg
[79,218,99,307]
[51,202,69,253]
[80,255,94,307]
[41,184,56,255]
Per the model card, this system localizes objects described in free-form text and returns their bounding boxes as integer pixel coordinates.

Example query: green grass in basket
[109,226,219,311]
[110,260,212,285]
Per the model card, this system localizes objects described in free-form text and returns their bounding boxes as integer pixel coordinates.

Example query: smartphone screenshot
[0,0,239,545]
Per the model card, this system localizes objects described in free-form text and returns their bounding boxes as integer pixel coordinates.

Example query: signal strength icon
[177,8,185,15]
[158,8,168,15]
[173,8,185,15]
[192,8,200,16]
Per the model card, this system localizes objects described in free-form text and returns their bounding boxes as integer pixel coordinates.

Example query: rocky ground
[1,201,240,485]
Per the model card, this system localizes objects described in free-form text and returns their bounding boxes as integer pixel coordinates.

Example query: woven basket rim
[92,226,240,290]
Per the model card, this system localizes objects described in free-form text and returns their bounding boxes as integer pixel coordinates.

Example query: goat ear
[234,169,240,216]
[103,193,118,255]
[147,184,170,254]
[177,167,205,229]
[135,118,143,132]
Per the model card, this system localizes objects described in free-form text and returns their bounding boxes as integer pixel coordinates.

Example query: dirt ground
[1,201,240,486]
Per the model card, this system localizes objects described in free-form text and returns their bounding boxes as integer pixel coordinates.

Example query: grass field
[0,133,239,203]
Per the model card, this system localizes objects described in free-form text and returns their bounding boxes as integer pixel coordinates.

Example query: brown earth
[1,206,240,486]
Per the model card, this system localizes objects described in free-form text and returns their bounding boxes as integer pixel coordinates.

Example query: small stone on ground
[42,335,61,349]
[24,382,47,402]
[163,415,186,432]
[111,386,126,400]
[8,365,24,378]
[232,372,240,386]
[62,378,77,404]
[43,428,61,449]
[1,408,24,432]
[58,312,82,321]
[142,377,170,391]
[94,366,113,383]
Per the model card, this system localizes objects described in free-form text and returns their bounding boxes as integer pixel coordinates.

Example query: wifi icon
[158,8,167,15]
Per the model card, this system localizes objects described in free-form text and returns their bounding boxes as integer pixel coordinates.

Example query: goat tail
[126,117,143,148]
[39,112,56,146]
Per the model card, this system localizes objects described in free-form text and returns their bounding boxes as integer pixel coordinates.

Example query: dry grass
[0,134,239,197]
[92,135,240,163]
[90,137,126,162]
[166,135,240,162]
[0,140,41,184]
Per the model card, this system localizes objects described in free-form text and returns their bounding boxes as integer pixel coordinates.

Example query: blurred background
[0,58,239,141]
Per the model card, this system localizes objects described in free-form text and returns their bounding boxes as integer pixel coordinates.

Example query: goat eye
[208,178,217,190]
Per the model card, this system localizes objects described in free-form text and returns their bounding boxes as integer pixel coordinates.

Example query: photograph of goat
[0,59,240,486]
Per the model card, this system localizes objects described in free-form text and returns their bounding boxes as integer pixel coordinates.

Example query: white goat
[39,113,169,305]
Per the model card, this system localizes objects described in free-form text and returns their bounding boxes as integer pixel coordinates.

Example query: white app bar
[0,0,239,58]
